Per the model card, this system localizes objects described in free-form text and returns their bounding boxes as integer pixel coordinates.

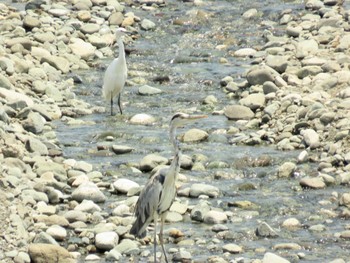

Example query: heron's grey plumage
[130,152,180,238]
[129,112,206,262]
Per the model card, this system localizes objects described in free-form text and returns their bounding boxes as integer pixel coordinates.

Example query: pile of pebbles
[0,0,349,262]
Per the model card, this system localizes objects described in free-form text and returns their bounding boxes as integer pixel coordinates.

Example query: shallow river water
[55,0,350,262]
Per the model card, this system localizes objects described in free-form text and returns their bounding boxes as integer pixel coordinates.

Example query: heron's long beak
[187,114,208,120]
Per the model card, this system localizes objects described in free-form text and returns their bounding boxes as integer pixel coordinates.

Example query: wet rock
[338,172,350,185]
[266,55,288,73]
[277,162,296,178]
[172,250,192,262]
[262,252,290,263]
[0,87,33,106]
[113,239,139,255]
[48,8,70,17]
[224,105,254,120]
[203,95,218,105]
[0,109,10,124]
[141,19,156,30]
[263,81,279,94]
[234,48,257,57]
[229,200,257,209]
[256,222,279,237]
[300,128,320,149]
[282,218,301,228]
[26,138,48,156]
[138,85,162,95]
[74,161,93,173]
[340,230,350,239]
[22,189,48,203]
[296,39,319,58]
[170,201,188,214]
[46,225,67,241]
[68,38,96,60]
[165,211,182,223]
[112,204,130,216]
[273,242,302,250]
[80,23,100,34]
[113,178,139,194]
[111,145,134,154]
[41,56,70,73]
[189,183,220,198]
[95,231,119,251]
[339,193,350,208]
[22,112,45,134]
[23,15,41,30]
[0,74,14,89]
[297,150,308,163]
[309,224,326,232]
[139,154,168,172]
[286,24,302,37]
[109,12,124,25]
[105,249,122,261]
[220,76,234,86]
[74,200,101,214]
[85,255,101,261]
[190,201,211,222]
[28,244,75,263]
[34,160,67,181]
[179,154,194,170]
[300,177,326,189]
[222,243,242,254]
[211,224,229,233]
[129,113,156,125]
[36,202,56,215]
[297,65,323,78]
[71,182,106,203]
[15,251,31,263]
[30,228,52,246]
[203,210,227,224]
[264,102,280,117]
[64,210,88,223]
[246,67,275,85]
[182,128,208,142]
[239,93,266,110]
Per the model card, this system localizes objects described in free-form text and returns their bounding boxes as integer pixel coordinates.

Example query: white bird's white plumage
[102,28,128,115]
[130,112,207,263]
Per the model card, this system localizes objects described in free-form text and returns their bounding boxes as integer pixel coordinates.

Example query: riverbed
[53,0,350,262]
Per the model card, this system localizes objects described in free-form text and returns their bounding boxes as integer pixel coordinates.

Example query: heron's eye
[171,113,183,121]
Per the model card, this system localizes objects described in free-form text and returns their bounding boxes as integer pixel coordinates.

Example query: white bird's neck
[117,37,125,61]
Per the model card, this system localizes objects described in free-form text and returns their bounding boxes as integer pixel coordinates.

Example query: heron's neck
[169,125,180,153]
[117,38,125,61]
[169,125,181,179]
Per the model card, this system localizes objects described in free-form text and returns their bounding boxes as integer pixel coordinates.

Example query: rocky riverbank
[0,0,350,262]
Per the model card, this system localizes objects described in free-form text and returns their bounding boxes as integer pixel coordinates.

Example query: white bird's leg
[110,94,113,116]
[160,214,169,263]
[118,93,123,115]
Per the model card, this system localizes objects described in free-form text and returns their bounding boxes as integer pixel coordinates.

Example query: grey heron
[130,112,207,262]
[102,27,128,115]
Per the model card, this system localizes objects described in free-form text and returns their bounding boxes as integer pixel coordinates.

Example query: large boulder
[224,105,255,120]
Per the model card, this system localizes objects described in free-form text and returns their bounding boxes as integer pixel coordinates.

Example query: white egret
[102,27,128,115]
[130,112,207,263]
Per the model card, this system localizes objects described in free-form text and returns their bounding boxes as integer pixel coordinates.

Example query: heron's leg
[160,214,169,263]
[153,216,158,263]
[110,95,113,116]
[117,93,123,115]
